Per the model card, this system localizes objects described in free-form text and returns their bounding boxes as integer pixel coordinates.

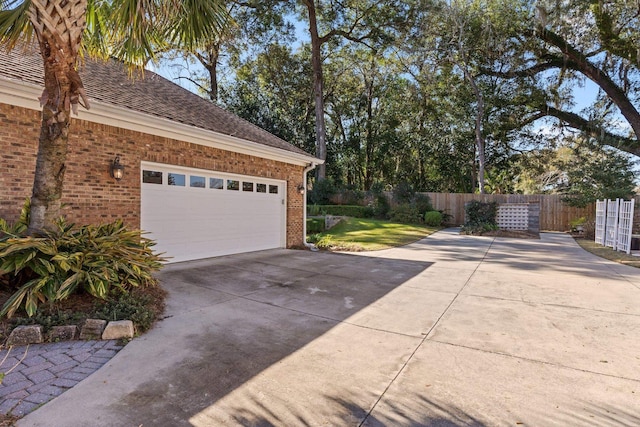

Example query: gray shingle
[0,46,314,158]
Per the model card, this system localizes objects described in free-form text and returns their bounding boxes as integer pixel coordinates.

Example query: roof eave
[0,77,322,167]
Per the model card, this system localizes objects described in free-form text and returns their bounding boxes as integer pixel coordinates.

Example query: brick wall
[0,103,306,248]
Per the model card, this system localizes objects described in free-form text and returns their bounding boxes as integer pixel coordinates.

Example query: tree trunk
[304,0,327,180]
[364,71,375,191]
[28,0,88,232]
[204,43,221,102]
[464,69,486,194]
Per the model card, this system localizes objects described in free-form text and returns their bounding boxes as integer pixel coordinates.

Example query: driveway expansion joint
[427,339,640,384]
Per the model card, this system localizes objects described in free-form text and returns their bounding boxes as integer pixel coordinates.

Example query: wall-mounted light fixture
[297,183,305,195]
[110,155,124,181]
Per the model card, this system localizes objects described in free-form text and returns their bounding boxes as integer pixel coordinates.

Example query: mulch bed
[0,285,166,346]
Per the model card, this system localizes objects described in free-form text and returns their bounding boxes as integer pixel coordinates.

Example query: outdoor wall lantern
[297,183,305,195]
[110,156,125,181]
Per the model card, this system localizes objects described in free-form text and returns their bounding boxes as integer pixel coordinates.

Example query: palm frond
[0,0,33,50]
[164,0,230,51]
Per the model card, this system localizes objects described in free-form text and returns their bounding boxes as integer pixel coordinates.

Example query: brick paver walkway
[0,340,123,416]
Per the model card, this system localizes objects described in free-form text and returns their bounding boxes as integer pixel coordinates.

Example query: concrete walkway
[17,229,640,426]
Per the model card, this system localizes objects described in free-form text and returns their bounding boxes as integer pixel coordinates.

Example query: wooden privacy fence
[422,193,596,232]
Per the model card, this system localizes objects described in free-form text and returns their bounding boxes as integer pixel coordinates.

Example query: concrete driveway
[18,229,640,426]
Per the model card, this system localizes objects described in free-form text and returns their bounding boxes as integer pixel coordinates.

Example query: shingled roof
[0,46,313,158]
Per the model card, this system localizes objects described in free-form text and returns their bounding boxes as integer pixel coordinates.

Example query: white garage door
[140,162,286,263]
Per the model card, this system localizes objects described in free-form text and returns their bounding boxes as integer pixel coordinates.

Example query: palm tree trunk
[27,0,88,232]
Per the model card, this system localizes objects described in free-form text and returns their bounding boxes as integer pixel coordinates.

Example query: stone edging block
[102,320,134,340]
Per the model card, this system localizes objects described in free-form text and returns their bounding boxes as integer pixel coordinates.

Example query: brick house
[0,47,320,263]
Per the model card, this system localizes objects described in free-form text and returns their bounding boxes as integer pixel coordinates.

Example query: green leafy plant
[369,182,390,219]
[388,203,421,224]
[424,210,443,226]
[306,217,325,234]
[392,181,415,204]
[309,178,336,205]
[413,193,433,216]
[307,204,324,216]
[0,198,30,241]
[461,200,498,235]
[92,287,165,334]
[0,219,165,318]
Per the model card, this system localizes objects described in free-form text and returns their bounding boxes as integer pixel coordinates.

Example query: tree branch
[534,104,640,156]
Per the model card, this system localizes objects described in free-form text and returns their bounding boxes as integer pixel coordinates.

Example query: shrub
[307,204,324,216]
[388,203,421,224]
[392,181,415,204]
[464,200,498,227]
[92,287,166,334]
[460,200,498,235]
[309,178,336,205]
[424,210,443,226]
[314,205,374,218]
[306,217,325,234]
[0,219,165,318]
[369,182,390,218]
[414,193,433,215]
[461,223,499,235]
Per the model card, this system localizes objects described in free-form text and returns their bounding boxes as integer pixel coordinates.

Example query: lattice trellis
[595,199,635,254]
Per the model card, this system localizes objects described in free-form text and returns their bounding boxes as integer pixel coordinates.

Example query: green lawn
[575,238,640,268]
[308,217,440,251]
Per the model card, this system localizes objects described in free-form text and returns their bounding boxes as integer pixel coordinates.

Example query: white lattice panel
[497,204,529,231]
[594,199,607,245]
[616,199,635,254]
[605,199,620,249]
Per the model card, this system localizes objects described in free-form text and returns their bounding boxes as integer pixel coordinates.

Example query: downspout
[302,162,319,251]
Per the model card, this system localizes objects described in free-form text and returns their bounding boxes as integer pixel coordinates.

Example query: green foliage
[369,182,391,219]
[461,200,498,235]
[0,219,164,318]
[313,205,374,218]
[11,310,85,333]
[309,178,337,205]
[559,144,636,208]
[388,203,421,224]
[392,181,415,204]
[569,216,587,231]
[460,223,499,235]
[0,198,30,240]
[307,204,324,216]
[92,288,164,334]
[413,193,433,215]
[464,200,498,227]
[424,210,443,227]
[306,217,325,234]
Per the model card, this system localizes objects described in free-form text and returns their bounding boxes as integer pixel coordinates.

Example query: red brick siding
[0,103,306,248]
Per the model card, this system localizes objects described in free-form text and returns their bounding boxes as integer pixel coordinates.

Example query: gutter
[302,162,319,251]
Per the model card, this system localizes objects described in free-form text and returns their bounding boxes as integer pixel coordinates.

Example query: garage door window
[257,183,267,193]
[190,176,205,188]
[243,182,254,192]
[269,185,278,194]
[210,178,223,189]
[227,179,239,191]
[168,173,185,186]
[143,170,163,184]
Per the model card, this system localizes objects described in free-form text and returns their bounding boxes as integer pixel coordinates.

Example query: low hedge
[306,217,325,234]
[310,205,375,218]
